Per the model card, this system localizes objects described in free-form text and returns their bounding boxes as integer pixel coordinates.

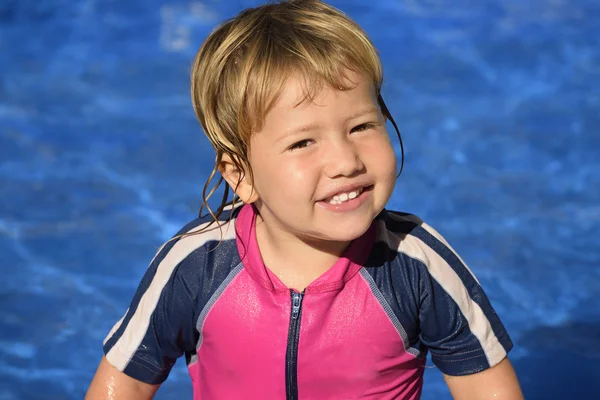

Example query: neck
[254,213,350,290]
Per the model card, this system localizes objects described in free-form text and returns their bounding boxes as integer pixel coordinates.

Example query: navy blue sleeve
[412,223,513,376]
[102,228,202,384]
[102,207,243,384]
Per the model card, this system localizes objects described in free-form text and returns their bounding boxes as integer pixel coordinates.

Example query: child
[86,1,523,399]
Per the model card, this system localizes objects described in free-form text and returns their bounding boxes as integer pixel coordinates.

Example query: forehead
[261,70,379,131]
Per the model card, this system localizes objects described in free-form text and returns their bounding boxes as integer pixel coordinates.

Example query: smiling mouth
[323,185,373,205]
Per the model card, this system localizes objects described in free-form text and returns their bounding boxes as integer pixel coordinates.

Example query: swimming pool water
[1,0,599,398]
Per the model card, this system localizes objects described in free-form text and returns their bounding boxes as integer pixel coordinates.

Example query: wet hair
[188,0,404,237]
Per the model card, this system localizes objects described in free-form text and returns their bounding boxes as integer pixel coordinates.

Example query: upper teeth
[328,188,362,205]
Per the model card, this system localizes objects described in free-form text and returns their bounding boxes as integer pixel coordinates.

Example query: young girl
[86,1,523,399]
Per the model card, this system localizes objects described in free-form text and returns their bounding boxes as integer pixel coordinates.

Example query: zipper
[285,290,304,400]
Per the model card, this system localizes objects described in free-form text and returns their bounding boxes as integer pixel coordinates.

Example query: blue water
[1,0,599,399]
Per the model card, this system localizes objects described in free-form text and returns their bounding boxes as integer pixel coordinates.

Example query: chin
[317,217,374,243]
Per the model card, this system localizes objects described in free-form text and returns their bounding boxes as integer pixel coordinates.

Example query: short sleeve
[414,223,513,376]
[102,238,199,384]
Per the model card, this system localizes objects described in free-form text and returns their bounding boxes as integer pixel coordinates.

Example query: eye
[288,139,314,151]
[351,123,377,133]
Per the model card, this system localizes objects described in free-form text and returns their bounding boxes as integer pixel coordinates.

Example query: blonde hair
[189,0,403,234]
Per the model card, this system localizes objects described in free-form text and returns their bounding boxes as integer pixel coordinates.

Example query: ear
[218,153,259,204]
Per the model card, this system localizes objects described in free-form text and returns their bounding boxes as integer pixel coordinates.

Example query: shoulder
[371,209,499,325]
[368,209,477,287]
[146,204,244,294]
[102,204,247,382]
[362,210,431,302]
[167,203,242,252]
[369,208,432,266]
[366,210,513,375]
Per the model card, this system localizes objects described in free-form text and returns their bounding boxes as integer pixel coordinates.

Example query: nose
[323,137,365,178]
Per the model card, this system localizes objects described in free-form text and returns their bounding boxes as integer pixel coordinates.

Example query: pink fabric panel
[303,223,376,294]
[187,362,201,400]
[193,270,291,399]
[235,204,289,293]
[297,275,425,399]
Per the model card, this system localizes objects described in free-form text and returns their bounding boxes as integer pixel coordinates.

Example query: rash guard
[103,204,512,399]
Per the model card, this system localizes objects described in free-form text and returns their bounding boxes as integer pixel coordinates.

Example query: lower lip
[317,186,373,213]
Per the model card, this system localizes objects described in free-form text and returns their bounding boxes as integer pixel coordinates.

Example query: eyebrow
[287,107,380,136]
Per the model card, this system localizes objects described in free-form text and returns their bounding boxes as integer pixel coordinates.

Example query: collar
[235,204,376,294]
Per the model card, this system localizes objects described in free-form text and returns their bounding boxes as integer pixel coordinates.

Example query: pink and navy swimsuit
[103,204,512,399]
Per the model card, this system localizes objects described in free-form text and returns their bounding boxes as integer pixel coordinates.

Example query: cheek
[251,154,317,197]
[386,143,398,178]
[278,159,320,196]
[282,159,310,181]
[364,134,397,176]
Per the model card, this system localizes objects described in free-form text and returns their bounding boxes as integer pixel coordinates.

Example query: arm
[444,357,523,400]
[85,356,160,400]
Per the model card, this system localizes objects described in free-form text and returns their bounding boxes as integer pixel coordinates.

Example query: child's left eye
[351,123,376,133]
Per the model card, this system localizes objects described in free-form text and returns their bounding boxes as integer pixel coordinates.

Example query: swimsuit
[103,204,512,399]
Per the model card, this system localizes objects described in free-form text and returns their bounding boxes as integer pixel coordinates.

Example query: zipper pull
[291,291,303,320]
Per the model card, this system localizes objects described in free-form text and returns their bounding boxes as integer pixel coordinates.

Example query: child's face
[247,69,397,244]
